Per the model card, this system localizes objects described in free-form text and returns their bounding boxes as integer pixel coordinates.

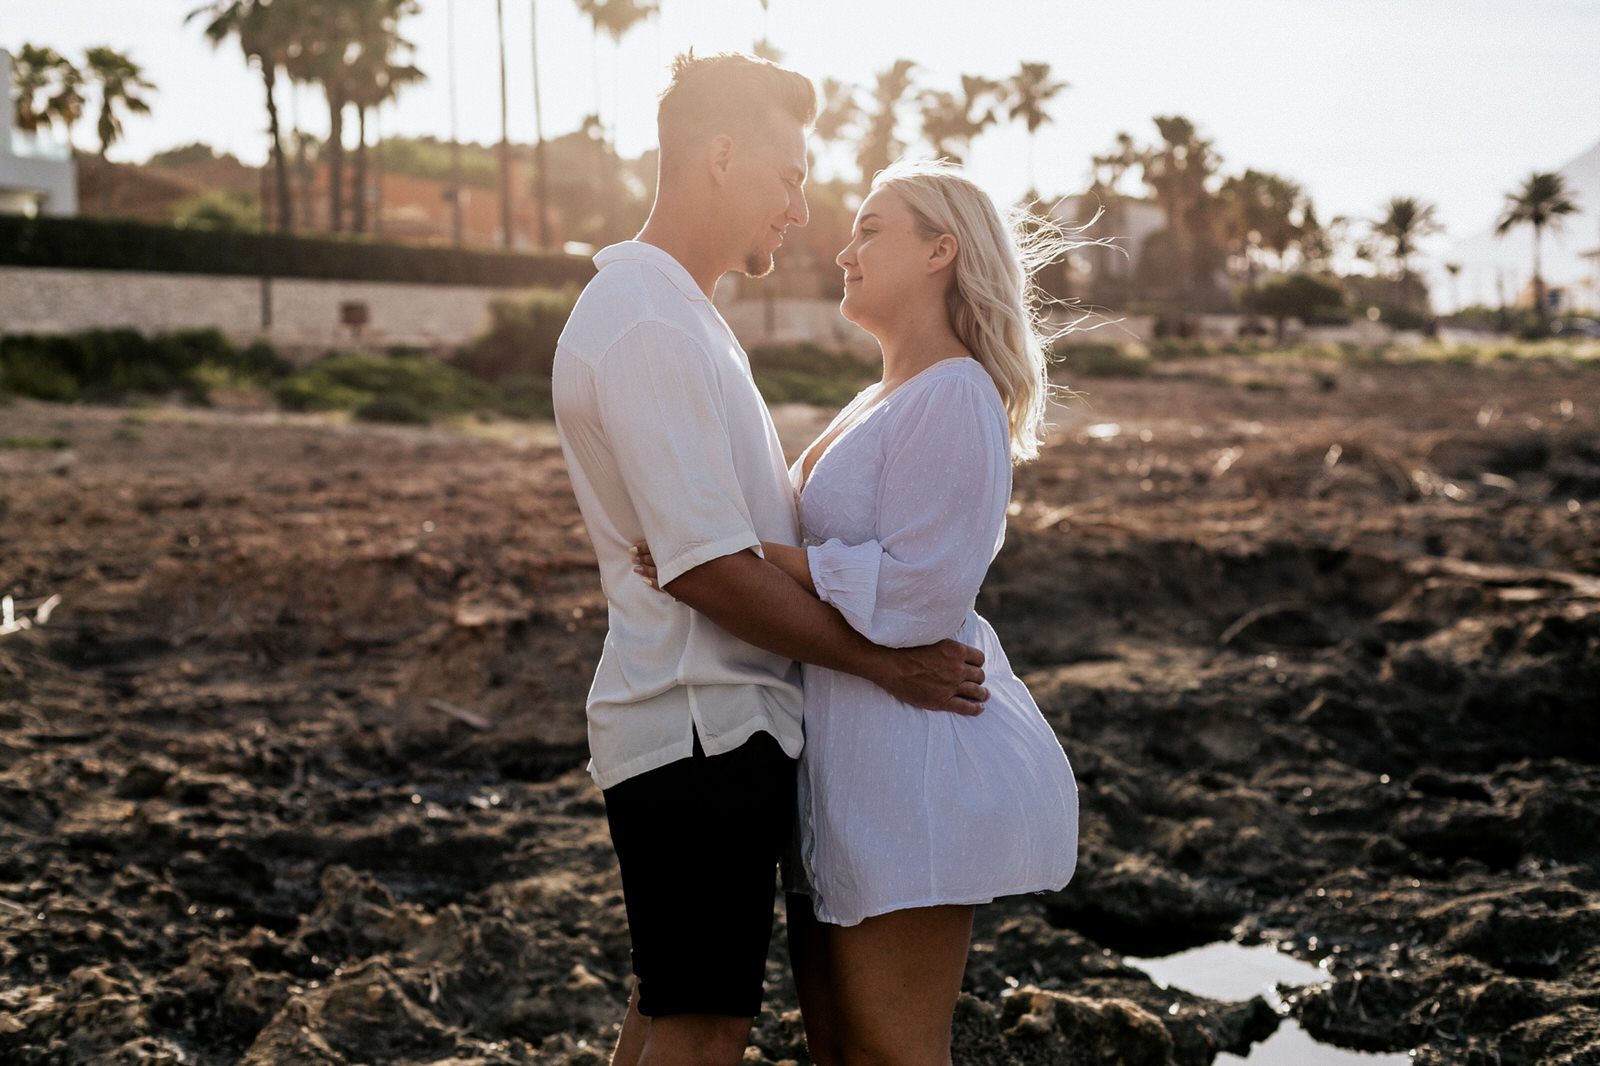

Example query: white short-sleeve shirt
[552,241,804,789]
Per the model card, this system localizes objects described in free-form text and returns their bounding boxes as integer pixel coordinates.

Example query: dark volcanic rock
[3,361,1599,1065]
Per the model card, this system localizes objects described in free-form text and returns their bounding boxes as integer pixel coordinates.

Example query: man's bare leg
[610,979,754,1066]
[611,981,649,1066]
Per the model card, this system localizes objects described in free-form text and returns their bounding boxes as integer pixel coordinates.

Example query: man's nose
[789,188,810,228]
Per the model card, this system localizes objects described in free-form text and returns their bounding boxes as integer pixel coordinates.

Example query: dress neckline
[795,355,977,493]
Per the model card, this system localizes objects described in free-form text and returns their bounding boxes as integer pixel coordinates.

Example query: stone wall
[0,266,523,363]
[0,265,883,364]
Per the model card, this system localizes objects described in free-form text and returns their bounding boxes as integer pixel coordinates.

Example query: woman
[639,159,1077,1065]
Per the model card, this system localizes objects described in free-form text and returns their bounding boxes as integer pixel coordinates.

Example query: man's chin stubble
[742,252,775,278]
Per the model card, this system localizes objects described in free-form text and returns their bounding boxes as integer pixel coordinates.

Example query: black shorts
[602,729,797,1018]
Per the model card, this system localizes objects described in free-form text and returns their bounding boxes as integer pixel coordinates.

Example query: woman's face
[836,186,943,328]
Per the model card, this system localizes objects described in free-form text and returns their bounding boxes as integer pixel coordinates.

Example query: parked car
[1552,317,1600,338]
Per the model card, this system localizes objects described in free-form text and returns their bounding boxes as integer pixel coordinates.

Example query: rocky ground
[2,351,1598,1065]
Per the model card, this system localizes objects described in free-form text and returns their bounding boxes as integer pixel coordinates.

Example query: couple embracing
[552,51,1079,1066]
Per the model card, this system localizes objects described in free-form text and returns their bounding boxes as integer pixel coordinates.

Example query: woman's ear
[928,233,959,275]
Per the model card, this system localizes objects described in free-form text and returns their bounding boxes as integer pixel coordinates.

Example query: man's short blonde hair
[657,51,816,175]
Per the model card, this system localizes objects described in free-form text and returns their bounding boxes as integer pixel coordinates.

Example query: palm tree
[530,0,551,248]
[345,0,423,234]
[754,0,773,56]
[1373,196,1441,284]
[1496,171,1581,331]
[285,0,357,230]
[1090,131,1139,194]
[10,45,85,145]
[574,0,658,242]
[83,46,156,215]
[856,59,916,191]
[187,0,300,231]
[286,0,416,234]
[918,74,999,165]
[1219,169,1310,328]
[1138,116,1223,309]
[1296,206,1342,274]
[446,0,464,245]
[573,0,658,142]
[813,76,861,155]
[1444,261,1462,314]
[1005,61,1067,195]
[495,0,513,248]
[49,56,87,150]
[10,45,56,134]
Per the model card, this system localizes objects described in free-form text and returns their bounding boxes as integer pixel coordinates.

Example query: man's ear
[707,134,735,186]
[928,233,959,275]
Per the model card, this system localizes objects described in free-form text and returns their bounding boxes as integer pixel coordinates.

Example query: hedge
[0,213,596,289]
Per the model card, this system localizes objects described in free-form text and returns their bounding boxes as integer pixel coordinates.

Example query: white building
[1,48,78,217]
[1049,193,1166,294]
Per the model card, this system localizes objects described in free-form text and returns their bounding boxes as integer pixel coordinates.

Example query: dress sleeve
[595,321,762,587]
[807,369,1012,647]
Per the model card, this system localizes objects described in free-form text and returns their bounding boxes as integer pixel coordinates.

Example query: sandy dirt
[2,353,1598,1065]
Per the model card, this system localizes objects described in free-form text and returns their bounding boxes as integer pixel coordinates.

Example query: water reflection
[1126,942,1412,1064]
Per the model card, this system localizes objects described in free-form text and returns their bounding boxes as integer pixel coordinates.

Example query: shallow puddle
[1126,942,1413,1064]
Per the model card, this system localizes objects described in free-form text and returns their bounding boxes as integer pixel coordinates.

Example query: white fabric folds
[793,357,1078,927]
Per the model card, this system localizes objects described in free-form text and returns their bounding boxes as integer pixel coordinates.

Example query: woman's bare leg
[827,905,974,1066]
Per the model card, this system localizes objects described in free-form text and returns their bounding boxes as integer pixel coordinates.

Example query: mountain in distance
[1433,136,1600,311]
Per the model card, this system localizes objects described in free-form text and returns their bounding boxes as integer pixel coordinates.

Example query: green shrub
[238,338,293,383]
[355,395,433,425]
[0,328,289,403]
[493,373,555,420]
[273,350,500,423]
[272,374,369,412]
[1253,273,1347,338]
[170,189,262,232]
[747,343,876,406]
[1373,304,1428,332]
[1148,338,1218,360]
[3,434,71,449]
[453,287,579,381]
[0,338,81,401]
[1053,342,1149,377]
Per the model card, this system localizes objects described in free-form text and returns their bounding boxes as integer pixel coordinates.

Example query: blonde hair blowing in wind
[872,159,1075,462]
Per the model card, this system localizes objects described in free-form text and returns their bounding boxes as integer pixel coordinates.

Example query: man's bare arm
[662,549,987,715]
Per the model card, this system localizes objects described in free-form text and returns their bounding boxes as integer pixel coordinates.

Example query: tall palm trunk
[496,0,513,249]
[531,0,550,248]
[353,105,370,233]
[1532,223,1547,330]
[447,0,464,245]
[261,65,292,231]
[98,152,113,216]
[326,90,346,231]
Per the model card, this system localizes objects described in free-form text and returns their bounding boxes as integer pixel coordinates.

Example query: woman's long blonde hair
[872,159,1075,462]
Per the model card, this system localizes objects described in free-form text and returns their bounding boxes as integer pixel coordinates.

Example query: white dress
[793,357,1078,928]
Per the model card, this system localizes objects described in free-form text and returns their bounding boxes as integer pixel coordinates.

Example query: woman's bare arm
[758,541,815,595]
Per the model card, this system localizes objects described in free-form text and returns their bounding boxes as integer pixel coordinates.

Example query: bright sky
[5,0,1599,259]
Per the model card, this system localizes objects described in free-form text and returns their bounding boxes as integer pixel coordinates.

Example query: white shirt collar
[594,240,710,305]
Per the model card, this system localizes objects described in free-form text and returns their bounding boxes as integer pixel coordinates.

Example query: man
[552,52,988,1066]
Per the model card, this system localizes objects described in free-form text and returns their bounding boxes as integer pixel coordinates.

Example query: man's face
[728,114,810,278]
